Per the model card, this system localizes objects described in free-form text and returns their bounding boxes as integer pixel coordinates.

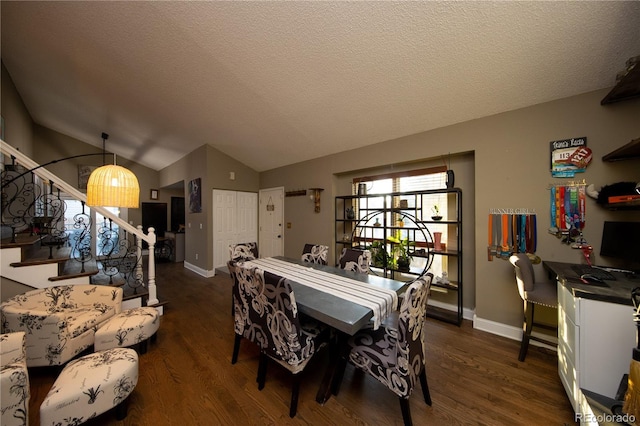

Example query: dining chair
[301,243,329,265]
[228,260,269,365]
[251,267,330,418]
[331,273,434,426]
[228,242,258,262]
[509,253,558,361]
[227,242,259,315]
[338,247,372,273]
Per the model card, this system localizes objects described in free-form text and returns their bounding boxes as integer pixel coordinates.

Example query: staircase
[1,139,162,312]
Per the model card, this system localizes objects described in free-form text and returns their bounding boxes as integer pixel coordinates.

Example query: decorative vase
[346,207,355,220]
[433,232,442,251]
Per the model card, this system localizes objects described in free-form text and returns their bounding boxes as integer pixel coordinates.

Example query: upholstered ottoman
[40,348,138,425]
[94,307,159,354]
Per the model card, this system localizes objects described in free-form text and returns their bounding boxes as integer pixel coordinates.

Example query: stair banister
[1,139,159,306]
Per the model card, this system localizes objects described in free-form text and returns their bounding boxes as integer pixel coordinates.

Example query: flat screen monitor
[600,221,640,265]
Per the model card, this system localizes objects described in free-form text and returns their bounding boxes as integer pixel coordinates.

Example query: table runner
[243,257,398,330]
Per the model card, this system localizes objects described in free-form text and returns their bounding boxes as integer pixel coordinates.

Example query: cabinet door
[579,297,635,398]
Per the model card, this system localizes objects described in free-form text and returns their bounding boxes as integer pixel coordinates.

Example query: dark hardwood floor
[27,261,577,425]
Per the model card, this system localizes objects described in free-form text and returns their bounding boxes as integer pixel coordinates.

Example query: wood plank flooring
[27,261,577,425]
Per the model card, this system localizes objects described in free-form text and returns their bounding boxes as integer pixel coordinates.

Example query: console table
[544,261,639,423]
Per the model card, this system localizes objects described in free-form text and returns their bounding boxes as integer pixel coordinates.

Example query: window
[353,166,449,277]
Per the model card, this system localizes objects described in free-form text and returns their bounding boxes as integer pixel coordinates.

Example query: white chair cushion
[40,348,138,425]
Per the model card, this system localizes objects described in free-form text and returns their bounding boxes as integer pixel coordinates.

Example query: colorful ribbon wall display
[548,181,587,244]
[487,212,537,261]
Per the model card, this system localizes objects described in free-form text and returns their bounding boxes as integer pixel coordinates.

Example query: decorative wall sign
[150,189,159,200]
[550,137,592,177]
[188,178,201,213]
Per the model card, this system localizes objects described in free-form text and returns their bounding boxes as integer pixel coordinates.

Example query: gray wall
[261,88,640,331]
[1,63,33,155]
[159,144,260,272]
[3,55,639,333]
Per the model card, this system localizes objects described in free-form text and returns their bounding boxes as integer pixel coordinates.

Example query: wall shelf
[335,188,463,325]
[602,137,640,162]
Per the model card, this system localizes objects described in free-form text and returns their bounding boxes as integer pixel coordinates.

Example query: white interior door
[212,190,258,269]
[212,190,237,269]
[259,187,284,258]
[236,192,258,244]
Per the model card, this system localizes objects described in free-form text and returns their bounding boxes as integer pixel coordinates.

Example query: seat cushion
[348,323,398,371]
[64,307,116,339]
[40,348,138,425]
[525,281,557,308]
[94,307,160,351]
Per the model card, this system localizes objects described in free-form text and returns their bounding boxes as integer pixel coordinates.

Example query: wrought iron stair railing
[1,139,158,305]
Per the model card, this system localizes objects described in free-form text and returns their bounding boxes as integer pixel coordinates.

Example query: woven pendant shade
[86,164,140,208]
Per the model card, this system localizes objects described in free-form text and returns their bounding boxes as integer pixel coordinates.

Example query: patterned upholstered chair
[509,253,558,361]
[0,285,123,366]
[1,332,29,426]
[301,243,329,265]
[332,273,433,426]
[228,260,269,365]
[228,242,259,262]
[338,248,372,274]
[248,267,329,417]
[227,242,259,315]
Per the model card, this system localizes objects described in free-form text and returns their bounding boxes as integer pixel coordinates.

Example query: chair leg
[257,352,268,390]
[289,374,301,418]
[519,301,534,362]
[419,368,432,406]
[231,334,242,365]
[399,397,413,426]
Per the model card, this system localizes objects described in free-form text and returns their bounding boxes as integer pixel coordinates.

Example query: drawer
[558,281,579,324]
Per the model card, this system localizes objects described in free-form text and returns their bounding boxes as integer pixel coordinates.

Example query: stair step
[48,258,99,281]
[10,245,72,267]
[0,233,43,248]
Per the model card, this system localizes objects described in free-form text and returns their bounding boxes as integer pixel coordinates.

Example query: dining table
[242,256,407,403]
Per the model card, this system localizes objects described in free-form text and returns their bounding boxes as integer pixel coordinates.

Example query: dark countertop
[543,261,640,306]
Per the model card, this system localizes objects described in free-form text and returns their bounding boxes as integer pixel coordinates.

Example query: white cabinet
[557,283,636,417]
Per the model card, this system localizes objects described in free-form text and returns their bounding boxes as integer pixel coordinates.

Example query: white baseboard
[427,298,475,321]
[473,315,557,351]
[183,261,215,278]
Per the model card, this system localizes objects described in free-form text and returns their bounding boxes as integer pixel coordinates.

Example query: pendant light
[86,133,140,208]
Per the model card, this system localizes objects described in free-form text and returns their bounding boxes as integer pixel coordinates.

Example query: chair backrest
[301,244,329,265]
[509,253,534,300]
[338,248,371,273]
[229,242,258,262]
[253,267,314,368]
[396,272,433,397]
[228,261,269,349]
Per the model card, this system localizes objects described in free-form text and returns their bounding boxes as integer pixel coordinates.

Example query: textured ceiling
[2,1,640,172]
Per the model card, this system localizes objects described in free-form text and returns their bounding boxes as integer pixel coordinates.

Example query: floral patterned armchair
[1,285,123,366]
[332,273,433,426]
[1,332,29,426]
[301,243,329,265]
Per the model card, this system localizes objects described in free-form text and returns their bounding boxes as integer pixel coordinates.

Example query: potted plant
[370,241,389,268]
[387,232,414,272]
[431,205,443,221]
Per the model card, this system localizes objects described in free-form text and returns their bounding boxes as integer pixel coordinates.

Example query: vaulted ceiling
[2,1,639,172]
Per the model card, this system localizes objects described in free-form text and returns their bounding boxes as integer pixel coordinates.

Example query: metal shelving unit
[335,188,462,325]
